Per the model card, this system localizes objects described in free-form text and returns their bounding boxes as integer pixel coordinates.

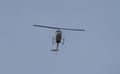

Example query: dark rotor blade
[33,24,60,29]
[60,28,85,31]
[33,24,85,31]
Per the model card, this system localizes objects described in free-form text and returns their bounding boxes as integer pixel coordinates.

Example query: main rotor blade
[33,24,85,31]
[60,28,85,31]
[33,24,60,29]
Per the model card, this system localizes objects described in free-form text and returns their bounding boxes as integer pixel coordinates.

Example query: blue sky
[0,0,120,74]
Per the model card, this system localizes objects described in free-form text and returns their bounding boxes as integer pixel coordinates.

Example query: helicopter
[33,24,85,53]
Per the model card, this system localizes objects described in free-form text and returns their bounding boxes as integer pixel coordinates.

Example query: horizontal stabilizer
[51,49,58,51]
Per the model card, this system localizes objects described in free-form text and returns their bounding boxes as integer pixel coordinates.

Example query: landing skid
[62,36,65,45]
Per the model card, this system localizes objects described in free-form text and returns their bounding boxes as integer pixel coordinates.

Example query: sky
[0,0,120,74]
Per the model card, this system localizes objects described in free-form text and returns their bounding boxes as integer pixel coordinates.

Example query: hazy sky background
[0,0,120,74]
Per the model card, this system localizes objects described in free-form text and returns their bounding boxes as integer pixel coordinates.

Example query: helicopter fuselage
[51,30,63,52]
[55,31,62,43]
